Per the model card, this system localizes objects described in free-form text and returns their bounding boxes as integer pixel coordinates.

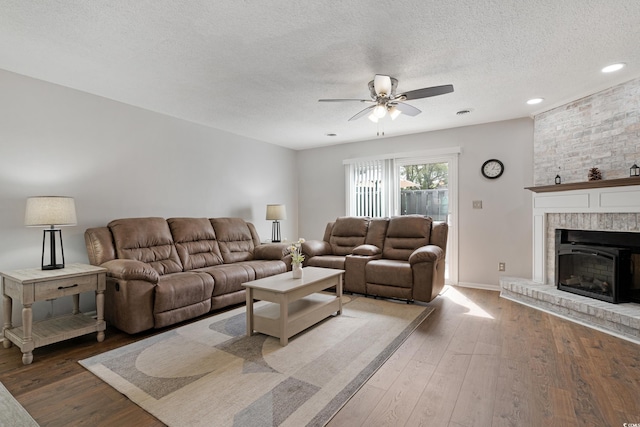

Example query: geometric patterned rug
[0,381,39,426]
[80,296,434,427]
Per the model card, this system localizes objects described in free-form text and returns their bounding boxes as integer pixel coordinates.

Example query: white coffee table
[242,266,344,346]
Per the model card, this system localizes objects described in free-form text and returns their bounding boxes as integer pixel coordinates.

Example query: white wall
[0,69,297,324]
[297,118,534,287]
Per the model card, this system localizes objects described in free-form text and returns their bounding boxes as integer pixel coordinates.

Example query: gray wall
[0,69,297,323]
[534,77,640,185]
[297,117,534,287]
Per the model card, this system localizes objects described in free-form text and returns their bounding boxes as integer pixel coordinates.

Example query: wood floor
[1,286,639,426]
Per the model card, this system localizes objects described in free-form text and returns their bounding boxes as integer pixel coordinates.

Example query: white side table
[1,263,106,365]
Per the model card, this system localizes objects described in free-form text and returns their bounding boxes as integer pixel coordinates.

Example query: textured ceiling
[1,1,639,150]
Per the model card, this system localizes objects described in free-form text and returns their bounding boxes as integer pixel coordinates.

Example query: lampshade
[372,104,387,118]
[266,204,287,221]
[25,196,77,227]
[373,75,392,96]
[388,105,401,120]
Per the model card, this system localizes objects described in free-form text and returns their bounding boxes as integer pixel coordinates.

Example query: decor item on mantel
[588,167,602,181]
[24,196,77,270]
[289,238,305,278]
[631,163,640,177]
[555,166,561,184]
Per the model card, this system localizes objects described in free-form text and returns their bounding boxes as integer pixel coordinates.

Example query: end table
[1,263,106,365]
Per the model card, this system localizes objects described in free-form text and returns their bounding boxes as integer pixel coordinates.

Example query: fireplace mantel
[526,177,640,193]
[530,182,640,283]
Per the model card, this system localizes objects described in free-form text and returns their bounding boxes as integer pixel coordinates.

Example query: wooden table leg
[279,293,288,346]
[72,294,80,315]
[337,275,343,315]
[246,288,254,337]
[96,290,105,342]
[21,304,33,365]
[2,293,12,349]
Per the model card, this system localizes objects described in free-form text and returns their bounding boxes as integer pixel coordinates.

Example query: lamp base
[41,228,66,270]
[271,220,281,243]
[42,263,65,270]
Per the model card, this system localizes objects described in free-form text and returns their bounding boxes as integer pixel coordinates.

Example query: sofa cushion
[365,218,389,249]
[199,264,256,297]
[239,260,286,279]
[366,259,413,288]
[307,255,346,270]
[329,217,369,256]
[210,218,256,263]
[109,217,183,275]
[154,271,215,314]
[168,218,224,270]
[382,216,432,261]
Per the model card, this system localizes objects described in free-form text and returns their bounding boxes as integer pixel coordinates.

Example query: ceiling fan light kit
[319,74,454,123]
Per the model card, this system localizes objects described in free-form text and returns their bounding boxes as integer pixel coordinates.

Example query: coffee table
[242,266,344,346]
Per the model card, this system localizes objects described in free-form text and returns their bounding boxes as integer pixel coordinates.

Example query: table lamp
[24,196,77,270]
[266,204,286,243]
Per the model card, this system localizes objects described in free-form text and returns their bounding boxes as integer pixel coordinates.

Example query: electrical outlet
[472,200,483,209]
[499,262,506,272]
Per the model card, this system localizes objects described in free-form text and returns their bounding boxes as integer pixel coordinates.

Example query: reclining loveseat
[84,217,290,333]
[302,215,447,303]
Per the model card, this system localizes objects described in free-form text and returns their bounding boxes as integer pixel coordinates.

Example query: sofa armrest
[254,243,290,260]
[302,240,332,257]
[409,245,445,265]
[352,244,381,256]
[101,259,159,284]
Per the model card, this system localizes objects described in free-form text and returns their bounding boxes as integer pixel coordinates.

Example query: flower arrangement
[289,238,305,266]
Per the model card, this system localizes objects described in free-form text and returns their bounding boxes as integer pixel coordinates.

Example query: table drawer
[35,274,98,300]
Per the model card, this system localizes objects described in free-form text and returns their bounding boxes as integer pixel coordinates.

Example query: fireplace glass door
[556,245,624,303]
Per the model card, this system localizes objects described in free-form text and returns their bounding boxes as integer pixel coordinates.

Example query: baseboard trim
[456,281,500,292]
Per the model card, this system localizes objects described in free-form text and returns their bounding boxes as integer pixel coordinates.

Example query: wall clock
[481,159,504,179]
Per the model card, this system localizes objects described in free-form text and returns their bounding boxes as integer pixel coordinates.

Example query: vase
[292,264,303,279]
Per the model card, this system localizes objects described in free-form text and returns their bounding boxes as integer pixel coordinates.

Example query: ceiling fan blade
[399,84,454,101]
[394,102,422,116]
[373,75,392,96]
[348,105,375,121]
[318,98,373,103]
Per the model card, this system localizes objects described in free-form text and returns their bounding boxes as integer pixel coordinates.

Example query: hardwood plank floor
[1,286,639,426]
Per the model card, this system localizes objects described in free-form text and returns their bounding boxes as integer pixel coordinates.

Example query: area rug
[80,296,434,427]
[0,381,39,426]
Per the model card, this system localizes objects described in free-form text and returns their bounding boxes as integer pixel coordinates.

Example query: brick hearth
[500,277,640,344]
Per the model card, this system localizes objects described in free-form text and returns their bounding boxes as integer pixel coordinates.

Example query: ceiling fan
[319,75,454,122]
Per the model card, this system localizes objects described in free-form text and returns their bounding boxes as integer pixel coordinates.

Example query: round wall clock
[481,159,504,179]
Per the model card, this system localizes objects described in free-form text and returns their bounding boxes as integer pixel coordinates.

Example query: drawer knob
[57,284,79,290]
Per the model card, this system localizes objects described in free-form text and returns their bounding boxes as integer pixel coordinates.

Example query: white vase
[292,264,303,279]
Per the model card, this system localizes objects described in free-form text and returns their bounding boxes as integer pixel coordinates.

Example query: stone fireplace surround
[500,179,640,343]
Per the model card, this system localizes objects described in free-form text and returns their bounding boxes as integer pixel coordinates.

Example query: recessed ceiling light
[325,133,337,137]
[602,63,626,73]
[527,98,544,105]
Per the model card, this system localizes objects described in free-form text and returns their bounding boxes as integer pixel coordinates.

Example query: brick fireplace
[500,179,640,343]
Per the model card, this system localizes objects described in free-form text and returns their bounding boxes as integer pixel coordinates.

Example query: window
[346,159,394,217]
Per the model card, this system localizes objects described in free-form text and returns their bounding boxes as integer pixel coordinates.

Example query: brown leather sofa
[302,215,447,303]
[84,217,289,334]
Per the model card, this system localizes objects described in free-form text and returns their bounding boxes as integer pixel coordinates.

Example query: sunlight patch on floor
[444,285,495,319]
